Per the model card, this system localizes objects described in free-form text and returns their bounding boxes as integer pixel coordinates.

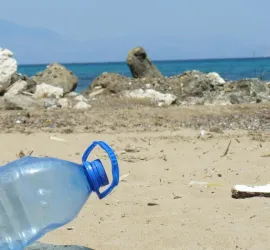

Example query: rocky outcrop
[86,70,270,106]
[31,63,78,94]
[167,72,270,105]
[221,78,269,104]
[164,71,226,98]
[172,73,270,105]
[1,47,270,111]
[126,47,163,79]
[0,48,17,95]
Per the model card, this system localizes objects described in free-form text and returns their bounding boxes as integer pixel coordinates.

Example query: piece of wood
[232,184,270,199]
[261,153,270,157]
[221,140,231,157]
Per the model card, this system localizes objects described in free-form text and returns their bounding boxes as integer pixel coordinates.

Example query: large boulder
[0,48,18,95]
[86,72,130,94]
[126,47,163,79]
[31,63,78,94]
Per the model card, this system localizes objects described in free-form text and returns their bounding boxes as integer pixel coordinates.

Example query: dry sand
[1,105,270,250]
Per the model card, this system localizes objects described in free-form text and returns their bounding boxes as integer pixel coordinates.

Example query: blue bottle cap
[82,141,119,199]
[84,159,109,192]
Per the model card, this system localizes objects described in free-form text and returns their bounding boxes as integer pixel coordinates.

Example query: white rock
[88,89,104,98]
[33,83,63,99]
[145,84,151,88]
[4,80,27,97]
[74,101,91,110]
[58,98,71,108]
[65,91,79,97]
[74,95,88,102]
[124,89,177,106]
[0,48,18,93]
[206,72,226,85]
[94,86,102,90]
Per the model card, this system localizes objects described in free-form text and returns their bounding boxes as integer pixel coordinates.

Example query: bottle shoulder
[1,156,80,170]
[0,156,85,183]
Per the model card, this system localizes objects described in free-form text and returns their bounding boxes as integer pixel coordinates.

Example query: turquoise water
[18,58,270,93]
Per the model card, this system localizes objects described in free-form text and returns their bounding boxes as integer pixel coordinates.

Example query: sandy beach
[2,1,270,249]
[1,104,270,250]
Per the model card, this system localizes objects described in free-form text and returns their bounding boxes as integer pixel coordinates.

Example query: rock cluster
[1,46,270,111]
[85,47,270,106]
[0,48,90,110]
[86,70,270,106]
[31,63,78,94]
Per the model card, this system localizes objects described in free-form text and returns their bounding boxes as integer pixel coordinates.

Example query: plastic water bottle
[0,141,119,250]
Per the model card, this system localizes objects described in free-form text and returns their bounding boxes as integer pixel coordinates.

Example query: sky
[1,0,270,63]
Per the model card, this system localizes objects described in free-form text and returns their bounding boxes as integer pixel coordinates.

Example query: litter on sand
[232,184,270,199]
[49,136,67,142]
[120,173,130,182]
[189,181,223,188]
[260,153,270,157]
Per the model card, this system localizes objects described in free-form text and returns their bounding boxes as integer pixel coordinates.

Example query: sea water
[18,57,270,93]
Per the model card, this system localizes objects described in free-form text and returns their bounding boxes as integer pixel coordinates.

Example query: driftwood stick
[221,140,231,157]
[232,184,270,199]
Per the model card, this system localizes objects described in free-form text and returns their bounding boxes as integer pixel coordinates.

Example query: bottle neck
[83,160,109,194]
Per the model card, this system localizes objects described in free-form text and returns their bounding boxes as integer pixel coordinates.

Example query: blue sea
[18,58,270,93]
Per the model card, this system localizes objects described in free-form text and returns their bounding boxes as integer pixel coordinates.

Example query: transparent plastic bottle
[0,141,119,250]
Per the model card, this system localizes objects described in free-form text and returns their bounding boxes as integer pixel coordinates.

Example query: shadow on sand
[26,242,94,250]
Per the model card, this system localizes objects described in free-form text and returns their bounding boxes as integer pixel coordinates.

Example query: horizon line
[18,55,270,67]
